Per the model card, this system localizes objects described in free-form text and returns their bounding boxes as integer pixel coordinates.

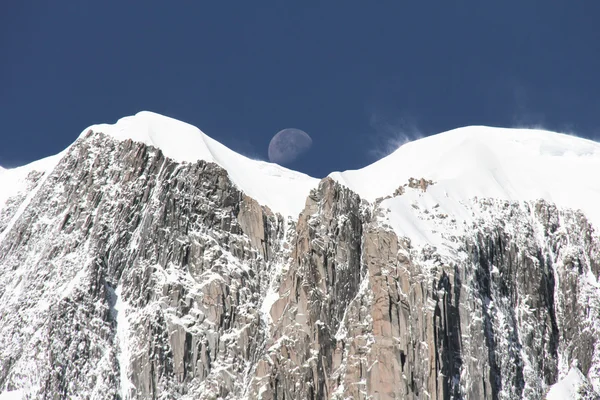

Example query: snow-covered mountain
[0,111,599,399]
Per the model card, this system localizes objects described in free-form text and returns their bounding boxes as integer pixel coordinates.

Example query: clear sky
[2,1,599,177]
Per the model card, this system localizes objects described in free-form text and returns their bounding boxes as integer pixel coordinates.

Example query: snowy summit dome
[83,111,319,217]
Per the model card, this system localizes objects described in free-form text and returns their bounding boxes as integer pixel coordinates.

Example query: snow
[113,285,134,400]
[0,153,64,241]
[85,115,600,243]
[0,390,23,400]
[83,111,319,217]
[330,126,600,242]
[1,113,600,398]
[260,288,280,325]
[5,113,600,245]
[260,258,287,327]
[547,367,588,399]
[0,154,60,212]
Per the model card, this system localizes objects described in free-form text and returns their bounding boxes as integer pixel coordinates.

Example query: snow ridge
[82,111,318,218]
[3,111,600,243]
[1,111,599,399]
[328,126,600,249]
[80,113,600,234]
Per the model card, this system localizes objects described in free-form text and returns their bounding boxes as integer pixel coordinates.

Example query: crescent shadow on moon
[268,128,312,165]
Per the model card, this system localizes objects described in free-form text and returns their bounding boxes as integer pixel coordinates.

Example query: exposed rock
[393,185,405,197]
[407,177,434,191]
[0,132,599,399]
[391,177,435,198]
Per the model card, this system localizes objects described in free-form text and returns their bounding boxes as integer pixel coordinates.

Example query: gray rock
[0,132,599,399]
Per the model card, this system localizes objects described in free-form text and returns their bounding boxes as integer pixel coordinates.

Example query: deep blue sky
[2,2,599,177]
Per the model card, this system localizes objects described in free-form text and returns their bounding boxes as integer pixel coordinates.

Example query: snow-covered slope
[331,125,600,211]
[3,112,600,239]
[83,113,600,232]
[1,112,599,399]
[82,111,318,217]
[0,155,61,209]
[0,154,64,243]
[329,126,600,248]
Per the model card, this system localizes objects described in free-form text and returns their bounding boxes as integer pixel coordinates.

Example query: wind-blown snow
[83,111,318,217]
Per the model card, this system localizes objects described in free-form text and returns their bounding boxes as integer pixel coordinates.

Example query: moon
[268,128,312,165]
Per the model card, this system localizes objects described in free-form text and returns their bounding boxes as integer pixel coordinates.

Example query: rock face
[1,131,599,399]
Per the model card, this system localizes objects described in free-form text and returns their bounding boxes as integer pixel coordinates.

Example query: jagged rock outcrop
[0,130,599,399]
[0,132,284,399]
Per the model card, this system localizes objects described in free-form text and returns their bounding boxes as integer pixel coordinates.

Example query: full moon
[268,128,312,165]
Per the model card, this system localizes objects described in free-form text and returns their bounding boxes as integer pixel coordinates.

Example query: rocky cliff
[1,116,599,399]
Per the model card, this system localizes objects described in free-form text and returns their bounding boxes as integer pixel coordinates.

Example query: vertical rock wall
[0,133,599,399]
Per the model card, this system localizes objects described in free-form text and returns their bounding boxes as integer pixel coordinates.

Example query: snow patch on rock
[109,285,134,400]
[547,367,590,400]
[0,390,23,400]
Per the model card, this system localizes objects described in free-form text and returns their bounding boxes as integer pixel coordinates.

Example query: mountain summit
[1,112,599,399]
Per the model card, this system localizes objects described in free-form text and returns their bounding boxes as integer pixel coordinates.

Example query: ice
[260,288,280,326]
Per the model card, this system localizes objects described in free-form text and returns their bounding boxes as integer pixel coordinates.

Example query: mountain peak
[1,112,600,399]
[330,125,600,232]
[83,111,319,217]
[7,111,600,225]
[82,111,215,164]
